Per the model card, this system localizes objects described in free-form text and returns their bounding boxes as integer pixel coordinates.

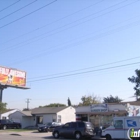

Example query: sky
[0,0,140,110]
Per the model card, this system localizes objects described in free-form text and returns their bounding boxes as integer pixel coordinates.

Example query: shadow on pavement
[41,136,104,140]
[42,136,74,139]
[32,131,48,133]
[10,134,22,136]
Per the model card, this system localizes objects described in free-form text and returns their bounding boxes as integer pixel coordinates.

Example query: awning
[76,110,128,116]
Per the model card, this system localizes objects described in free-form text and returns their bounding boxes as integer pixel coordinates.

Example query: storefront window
[89,115,113,128]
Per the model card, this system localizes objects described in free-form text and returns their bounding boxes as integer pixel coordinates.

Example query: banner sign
[90,104,108,112]
[0,66,26,87]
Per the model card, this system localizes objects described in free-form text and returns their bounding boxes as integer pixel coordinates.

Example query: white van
[102,116,140,140]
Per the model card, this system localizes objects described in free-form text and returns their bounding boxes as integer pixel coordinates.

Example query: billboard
[0,66,26,87]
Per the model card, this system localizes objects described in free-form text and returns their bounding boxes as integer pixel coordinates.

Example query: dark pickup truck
[0,119,21,129]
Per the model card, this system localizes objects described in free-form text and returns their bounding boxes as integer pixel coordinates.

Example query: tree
[44,103,66,107]
[0,102,7,114]
[78,94,101,106]
[128,69,140,101]
[103,95,123,103]
[67,97,72,106]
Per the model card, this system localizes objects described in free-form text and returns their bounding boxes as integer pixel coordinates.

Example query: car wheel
[106,134,112,140]
[75,132,81,139]
[53,131,59,139]
[3,125,7,130]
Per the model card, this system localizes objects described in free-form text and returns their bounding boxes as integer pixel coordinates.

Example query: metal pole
[0,87,3,102]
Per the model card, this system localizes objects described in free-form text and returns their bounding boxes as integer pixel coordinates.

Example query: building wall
[127,104,140,116]
[1,109,19,119]
[75,106,90,113]
[75,104,128,128]
[108,104,126,111]
[9,111,22,123]
[22,116,35,128]
[43,114,56,124]
[9,111,35,128]
[57,106,76,124]
[35,113,56,126]
[35,107,75,125]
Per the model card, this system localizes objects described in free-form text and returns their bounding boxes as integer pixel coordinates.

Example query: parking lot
[0,130,104,140]
[0,130,52,137]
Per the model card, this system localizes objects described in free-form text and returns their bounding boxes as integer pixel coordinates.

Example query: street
[0,130,104,140]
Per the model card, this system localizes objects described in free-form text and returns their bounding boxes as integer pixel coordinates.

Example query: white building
[31,106,76,126]
[0,109,19,119]
[75,101,140,128]
[9,106,76,128]
[9,110,35,128]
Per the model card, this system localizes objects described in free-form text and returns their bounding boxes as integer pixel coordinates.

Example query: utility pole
[26,98,31,110]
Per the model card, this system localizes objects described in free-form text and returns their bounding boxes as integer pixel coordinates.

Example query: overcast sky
[0,0,140,110]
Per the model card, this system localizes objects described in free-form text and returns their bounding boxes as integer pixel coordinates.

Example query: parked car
[0,119,21,130]
[48,122,62,132]
[53,121,95,139]
[38,122,62,132]
[94,126,102,136]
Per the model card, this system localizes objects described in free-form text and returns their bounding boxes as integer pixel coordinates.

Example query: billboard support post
[0,88,3,102]
[0,85,7,102]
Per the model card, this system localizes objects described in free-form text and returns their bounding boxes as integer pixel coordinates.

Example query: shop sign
[90,104,108,112]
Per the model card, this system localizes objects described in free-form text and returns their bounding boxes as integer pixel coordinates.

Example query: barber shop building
[75,101,140,128]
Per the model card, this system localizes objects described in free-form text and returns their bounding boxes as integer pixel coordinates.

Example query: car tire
[3,125,7,130]
[53,131,59,139]
[75,132,81,139]
[106,134,112,140]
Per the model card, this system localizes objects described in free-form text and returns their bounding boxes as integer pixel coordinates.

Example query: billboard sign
[0,66,26,87]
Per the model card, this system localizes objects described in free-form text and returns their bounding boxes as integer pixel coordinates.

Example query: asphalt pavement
[0,130,105,140]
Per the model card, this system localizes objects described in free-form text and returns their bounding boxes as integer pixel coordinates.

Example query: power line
[0,0,139,67]
[0,0,129,47]
[0,0,38,21]
[0,0,20,13]
[0,0,104,45]
[0,0,138,53]
[27,61,140,83]
[0,0,57,30]
[28,56,140,80]
[7,18,140,66]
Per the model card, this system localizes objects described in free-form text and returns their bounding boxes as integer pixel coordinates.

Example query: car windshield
[46,122,52,126]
